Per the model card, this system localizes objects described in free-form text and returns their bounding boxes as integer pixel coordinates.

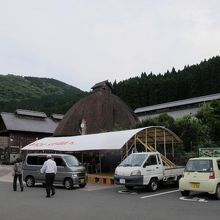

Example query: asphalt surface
[1,165,220,220]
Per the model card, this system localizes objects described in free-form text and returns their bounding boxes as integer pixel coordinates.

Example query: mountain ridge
[0,74,86,115]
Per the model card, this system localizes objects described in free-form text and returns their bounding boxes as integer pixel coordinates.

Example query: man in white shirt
[40,155,57,198]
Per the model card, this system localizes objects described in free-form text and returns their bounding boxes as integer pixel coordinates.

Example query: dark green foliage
[0,74,87,115]
[134,113,175,131]
[174,115,203,152]
[197,100,220,142]
[112,56,220,109]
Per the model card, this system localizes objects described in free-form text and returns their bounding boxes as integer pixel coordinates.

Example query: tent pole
[145,129,148,152]
[164,130,166,157]
[172,137,174,158]
[81,152,83,163]
[134,135,137,152]
[154,128,157,150]
[99,152,102,174]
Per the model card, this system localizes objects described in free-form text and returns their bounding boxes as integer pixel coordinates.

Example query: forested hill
[0,75,86,115]
[112,55,220,109]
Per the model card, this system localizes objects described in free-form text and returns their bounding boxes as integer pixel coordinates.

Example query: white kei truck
[114,152,184,191]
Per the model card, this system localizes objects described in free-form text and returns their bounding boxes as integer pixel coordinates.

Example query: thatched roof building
[54,80,138,136]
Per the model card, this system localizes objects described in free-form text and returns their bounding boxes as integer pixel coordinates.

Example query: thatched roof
[54,81,138,136]
[91,80,112,91]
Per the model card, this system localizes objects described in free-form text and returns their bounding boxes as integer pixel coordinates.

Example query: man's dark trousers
[13,174,24,191]
[45,173,55,197]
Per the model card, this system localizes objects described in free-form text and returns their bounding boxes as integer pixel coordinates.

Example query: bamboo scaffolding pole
[136,137,176,168]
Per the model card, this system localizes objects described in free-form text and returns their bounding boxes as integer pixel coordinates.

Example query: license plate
[80,179,85,183]
[190,182,200,188]
[119,179,125,184]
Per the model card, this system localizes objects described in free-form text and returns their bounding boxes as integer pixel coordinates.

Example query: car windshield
[119,154,147,167]
[185,159,213,172]
[64,155,80,167]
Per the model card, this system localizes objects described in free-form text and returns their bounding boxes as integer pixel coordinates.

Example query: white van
[23,153,87,189]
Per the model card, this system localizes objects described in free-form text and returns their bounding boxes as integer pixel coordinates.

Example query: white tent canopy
[22,126,182,152]
[22,127,146,152]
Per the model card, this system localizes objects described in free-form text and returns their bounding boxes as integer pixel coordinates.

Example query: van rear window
[27,156,47,165]
[185,159,213,172]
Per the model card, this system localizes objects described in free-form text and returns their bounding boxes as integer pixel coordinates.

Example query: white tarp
[22,127,146,152]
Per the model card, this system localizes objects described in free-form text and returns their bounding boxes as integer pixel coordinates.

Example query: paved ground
[0,165,13,179]
[1,165,220,220]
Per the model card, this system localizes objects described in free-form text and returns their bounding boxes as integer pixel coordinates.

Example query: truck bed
[164,166,185,177]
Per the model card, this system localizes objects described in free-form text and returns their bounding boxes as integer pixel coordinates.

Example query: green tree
[134,113,175,131]
[112,55,220,110]
[197,100,220,144]
[174,115,203,152]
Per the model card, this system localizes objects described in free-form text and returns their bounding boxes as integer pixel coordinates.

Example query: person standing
[13,158,24,192]
[40,155,57,198]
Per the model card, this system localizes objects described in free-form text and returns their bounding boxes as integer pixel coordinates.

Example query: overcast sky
[0,0,220,91]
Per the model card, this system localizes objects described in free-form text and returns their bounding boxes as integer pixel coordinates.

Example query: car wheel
[125,185,134,190]
[181,190,190,196]
[79,183,87,188]
[215,184,220,200]
[64,178,73,190]
[148,178,158,192]
[25,176,35,187]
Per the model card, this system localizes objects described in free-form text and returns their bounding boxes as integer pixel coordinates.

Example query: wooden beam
[134,135,137,152]
[145,129,148,151]
[126,142,128,156]
[136,137,176,167]
[164,130,166,157]
[172,137,174,158]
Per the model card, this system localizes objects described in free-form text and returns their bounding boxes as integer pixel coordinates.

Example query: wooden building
[0,109,63,163]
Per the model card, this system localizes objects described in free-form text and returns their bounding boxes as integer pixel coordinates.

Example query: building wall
[0,136,8,150]
[1,132,53,163]
[137,106,199,121]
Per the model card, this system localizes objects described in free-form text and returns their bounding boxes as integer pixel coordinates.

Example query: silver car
[23,153,87,189]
